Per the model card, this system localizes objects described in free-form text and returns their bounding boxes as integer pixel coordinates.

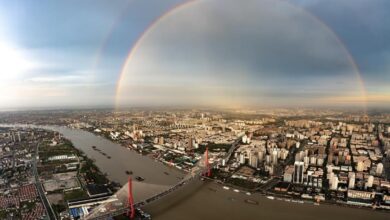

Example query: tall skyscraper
[293,161,304,184]
[272,149,278,165]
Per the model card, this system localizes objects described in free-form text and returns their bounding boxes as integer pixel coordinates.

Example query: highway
[33,143,57,220]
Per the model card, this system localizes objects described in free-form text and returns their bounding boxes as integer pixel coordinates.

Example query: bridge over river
[85,139,240,219]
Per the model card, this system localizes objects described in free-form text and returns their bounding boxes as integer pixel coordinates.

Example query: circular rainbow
[114,0,368,111]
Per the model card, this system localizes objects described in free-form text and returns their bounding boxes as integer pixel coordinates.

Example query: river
[1,124,389,219]
[0,124,184,202]
[144,180,389,220]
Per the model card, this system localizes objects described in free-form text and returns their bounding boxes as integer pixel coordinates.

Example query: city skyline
[0,0,389,110]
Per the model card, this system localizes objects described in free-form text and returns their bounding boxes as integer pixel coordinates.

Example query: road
[33,143,57,220]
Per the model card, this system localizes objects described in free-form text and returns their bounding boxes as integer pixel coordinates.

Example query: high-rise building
[310,156,317,165]
[330,176,339,190]
[303,156,309,167]
[299,151,305,161]
[187,137,195,151]
[317,158,324,166]
[283,166,294,182]
[242,135,248,144]
[250,154,258,168]
[327,171,334,182]
[258,151,264,161]
[272,149,278,165]
[158,136,164,145]
[365,175,374,189]
[295,153,301,162]
[306,170,315,186]
[327,165,333,174]
[293,161,304,184]
[265,155,271,164]
[376,163,384,176]
[348,172,355,189]
[280,149,288,160]
[17,132,21,142]
[327,152,333,164]
[268,165,274,175]
[239,154,245,164]
[356,160,364,172]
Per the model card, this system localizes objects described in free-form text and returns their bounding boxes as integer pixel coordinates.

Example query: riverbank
[0,124,185,203]
[81,127,196,173]
[144,180,389,220]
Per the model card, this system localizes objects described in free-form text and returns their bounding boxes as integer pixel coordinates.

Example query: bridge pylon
[128,177,135,219]
[205,147,211,177]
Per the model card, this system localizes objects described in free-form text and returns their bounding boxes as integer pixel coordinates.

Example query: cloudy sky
[0,0,389,110]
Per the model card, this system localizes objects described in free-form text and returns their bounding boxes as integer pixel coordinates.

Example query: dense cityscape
[1,0,390,219]
[0,109,389,219]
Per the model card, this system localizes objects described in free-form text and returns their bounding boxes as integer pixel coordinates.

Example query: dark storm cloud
[140,0,356,85]
[118,0,362,108]
[293,0,390,80]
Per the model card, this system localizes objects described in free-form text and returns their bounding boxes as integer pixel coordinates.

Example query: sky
[0,0,389,110]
